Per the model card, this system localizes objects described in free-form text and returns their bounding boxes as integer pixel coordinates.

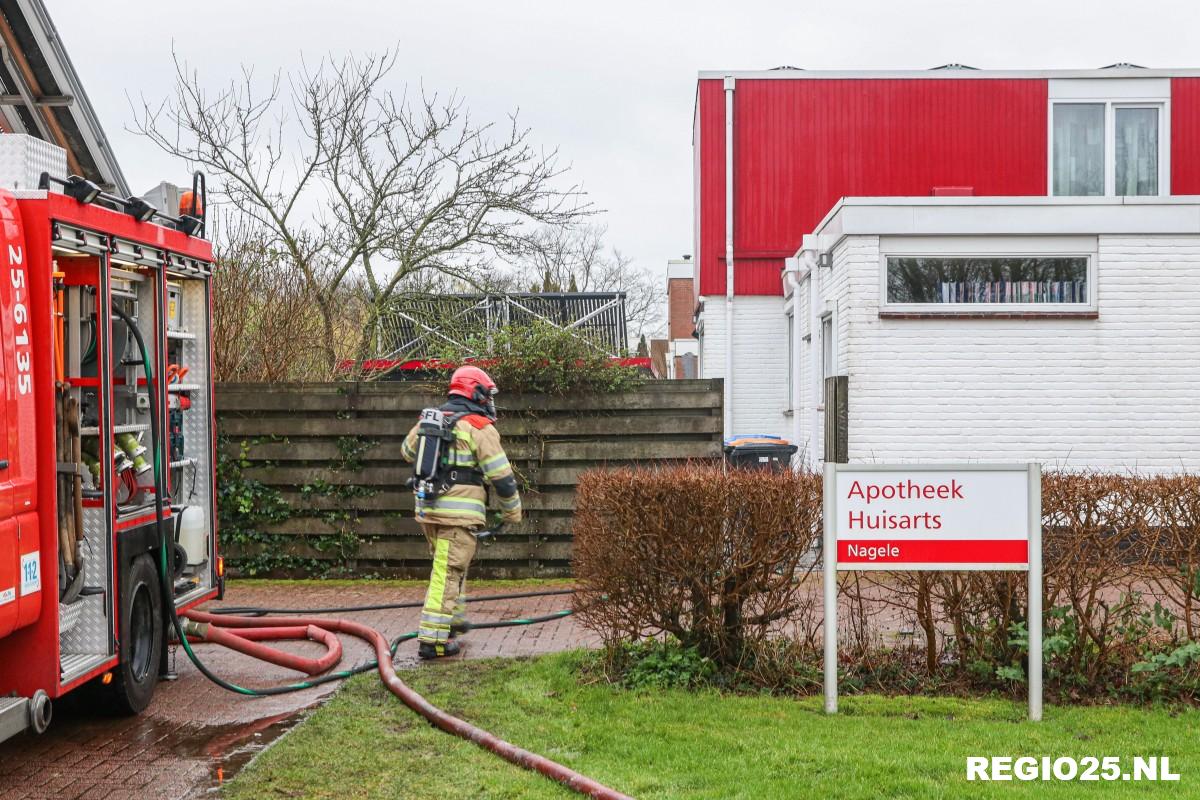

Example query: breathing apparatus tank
[411,407,449,502]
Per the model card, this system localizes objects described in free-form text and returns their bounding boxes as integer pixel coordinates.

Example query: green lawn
[225,651,1198,799]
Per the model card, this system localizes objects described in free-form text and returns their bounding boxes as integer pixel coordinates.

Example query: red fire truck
[0,136,220,744]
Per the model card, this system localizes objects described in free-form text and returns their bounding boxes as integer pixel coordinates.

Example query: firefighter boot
[418,640,462,660]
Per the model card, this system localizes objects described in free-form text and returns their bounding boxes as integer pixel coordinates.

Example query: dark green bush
[607,639,718,691]
[434,321,641,395]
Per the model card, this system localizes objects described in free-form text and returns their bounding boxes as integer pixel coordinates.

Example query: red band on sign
[837,539,1028,564]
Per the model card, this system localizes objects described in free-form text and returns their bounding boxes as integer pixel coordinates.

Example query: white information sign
[823,463,1042,721]
[832,466,1031,570]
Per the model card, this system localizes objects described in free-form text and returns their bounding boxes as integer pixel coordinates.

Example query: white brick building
[692,67,1200,468]
[701,196,1200,472]
[698,295,792,440]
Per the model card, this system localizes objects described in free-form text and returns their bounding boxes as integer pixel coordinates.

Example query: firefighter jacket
[402,412,523,528]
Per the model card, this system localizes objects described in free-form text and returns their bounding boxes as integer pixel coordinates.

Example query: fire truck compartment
[0,0,219,741]
[53,224,218,686]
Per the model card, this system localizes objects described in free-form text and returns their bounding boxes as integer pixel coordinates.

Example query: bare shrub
[1040,473,1151,687]
[573,463,822,667]
[1143,474,1200,639]
[843,472,1197,699]
[211,221,331,382]
[579,467,1200,702]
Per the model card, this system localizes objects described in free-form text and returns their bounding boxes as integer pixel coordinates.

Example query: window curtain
[1116,108,1159,196]
[1053,104,1105,196]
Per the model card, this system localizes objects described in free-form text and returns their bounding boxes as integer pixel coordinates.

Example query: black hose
[114,306,266,696]
[80,316,96,365]
[114,308,580,701]
[469,609,576,629]
[212,587,576,617]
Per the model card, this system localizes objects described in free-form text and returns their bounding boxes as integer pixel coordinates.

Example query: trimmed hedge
[574,463,821,666]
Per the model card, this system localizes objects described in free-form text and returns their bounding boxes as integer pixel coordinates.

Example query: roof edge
[699,67,1200,81]
[11,0,129,195]
[798,196,1200,255]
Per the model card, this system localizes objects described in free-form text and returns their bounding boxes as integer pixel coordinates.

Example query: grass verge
[225,651,1198,799]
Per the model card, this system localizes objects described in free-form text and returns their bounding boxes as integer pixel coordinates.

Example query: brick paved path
[0,581,591,800]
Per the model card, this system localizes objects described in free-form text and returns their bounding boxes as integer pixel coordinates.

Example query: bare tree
[510,224,662,340]
[132,50,591,377]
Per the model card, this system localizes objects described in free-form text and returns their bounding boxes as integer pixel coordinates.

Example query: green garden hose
[113,308,626,798]
[111,307,578,695]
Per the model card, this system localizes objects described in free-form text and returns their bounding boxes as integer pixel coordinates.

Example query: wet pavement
[0,581,592,800]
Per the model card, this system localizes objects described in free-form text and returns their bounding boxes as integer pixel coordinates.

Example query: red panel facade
[696,77,1050,296]
[697,79,725,299]
[1172,78,1200,195]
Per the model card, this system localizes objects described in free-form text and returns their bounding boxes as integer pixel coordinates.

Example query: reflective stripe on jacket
[402,417,522,526]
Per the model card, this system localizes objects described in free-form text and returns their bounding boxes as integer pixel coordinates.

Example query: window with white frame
[884,255,1092,308]
[1052,101,1165,197]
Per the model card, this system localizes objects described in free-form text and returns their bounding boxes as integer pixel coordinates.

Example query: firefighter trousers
[418,523,478,650]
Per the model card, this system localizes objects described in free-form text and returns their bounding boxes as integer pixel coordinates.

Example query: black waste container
[723,435,798,472]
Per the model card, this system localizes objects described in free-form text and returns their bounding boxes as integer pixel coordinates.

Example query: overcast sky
[52,0,1200,309]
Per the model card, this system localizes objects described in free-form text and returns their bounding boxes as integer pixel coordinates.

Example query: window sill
[879,310,1098,320]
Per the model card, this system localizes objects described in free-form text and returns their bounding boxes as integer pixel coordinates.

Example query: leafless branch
[131,48,593,378]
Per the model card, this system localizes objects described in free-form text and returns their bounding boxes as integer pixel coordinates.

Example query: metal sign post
[1027,463,1042,722]
[822,463,1042,721]
[823,467,838,715]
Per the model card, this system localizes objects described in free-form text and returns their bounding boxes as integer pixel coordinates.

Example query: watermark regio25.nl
[967,756,1179,782]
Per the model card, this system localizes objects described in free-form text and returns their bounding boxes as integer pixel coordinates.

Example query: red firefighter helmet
[448,366,498,417]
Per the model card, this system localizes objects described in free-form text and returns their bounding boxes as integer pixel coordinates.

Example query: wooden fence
[216,380,723,577]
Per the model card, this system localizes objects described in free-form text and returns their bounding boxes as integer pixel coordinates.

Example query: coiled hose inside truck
[113,308,632,800]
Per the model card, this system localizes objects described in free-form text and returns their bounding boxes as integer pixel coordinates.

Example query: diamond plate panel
[59,512,111,656]
[58,597,84,635]
[175,279,213,591]
[0,134,68,191]
[60,653,108,684]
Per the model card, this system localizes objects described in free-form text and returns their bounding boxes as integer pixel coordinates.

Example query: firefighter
[401,366,522,658]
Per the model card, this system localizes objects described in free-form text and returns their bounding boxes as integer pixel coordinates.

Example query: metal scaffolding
[375,292,629,361]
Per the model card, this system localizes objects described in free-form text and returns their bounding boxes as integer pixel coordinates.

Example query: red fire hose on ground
[184,621,343,676]
[181,603,634,800]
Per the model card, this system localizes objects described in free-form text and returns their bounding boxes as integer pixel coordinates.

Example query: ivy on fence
[217,437,374,577]
[214,380,726,577]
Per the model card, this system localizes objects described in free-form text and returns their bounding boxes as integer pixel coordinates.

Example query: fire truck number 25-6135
[10,243,31,395]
